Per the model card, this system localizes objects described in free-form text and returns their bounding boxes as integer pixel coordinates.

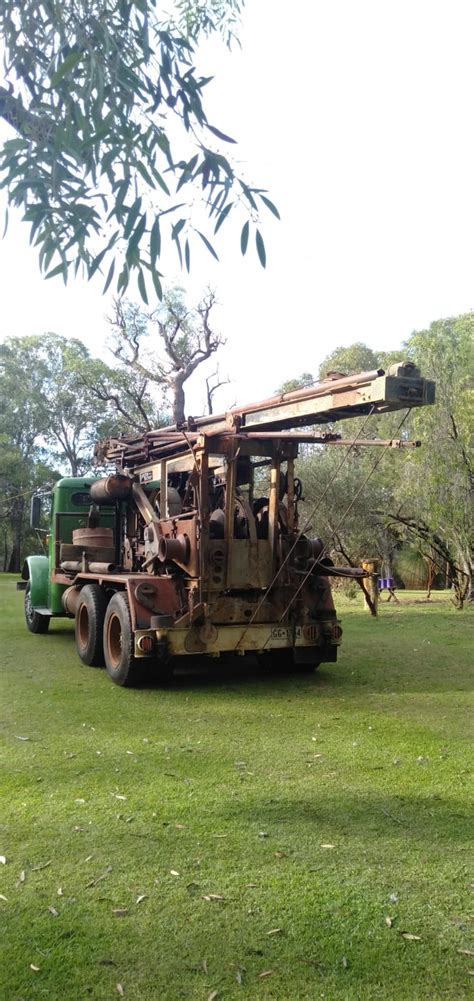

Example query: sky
[0,0,473,416]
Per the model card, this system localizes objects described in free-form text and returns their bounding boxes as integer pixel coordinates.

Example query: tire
[103,591,144,687]
[24,583,50,634]
[75,584,108,667]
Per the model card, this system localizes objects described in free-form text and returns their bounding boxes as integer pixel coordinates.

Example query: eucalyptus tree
[0,1,277,300]
[385,314,474,605]
[108,286,223,424]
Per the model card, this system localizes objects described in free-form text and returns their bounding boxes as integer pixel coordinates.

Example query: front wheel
[24,583,50,634]
[103,592,144,687]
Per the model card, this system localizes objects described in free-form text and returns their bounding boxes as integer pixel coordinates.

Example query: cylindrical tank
[90,474,133,504]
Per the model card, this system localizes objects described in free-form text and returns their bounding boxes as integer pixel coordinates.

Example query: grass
[0,577,473,1001]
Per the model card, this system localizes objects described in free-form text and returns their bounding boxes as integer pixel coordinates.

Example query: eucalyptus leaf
[255,229,266,268]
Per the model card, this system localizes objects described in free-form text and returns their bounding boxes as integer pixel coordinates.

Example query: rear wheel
[24,583,50,634]
[103,592,144,687]
[75,584,108,666]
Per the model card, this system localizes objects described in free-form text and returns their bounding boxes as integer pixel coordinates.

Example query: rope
[233,406,376,650]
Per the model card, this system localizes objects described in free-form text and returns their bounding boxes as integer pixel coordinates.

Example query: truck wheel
[75,584,108,667]
[103,592,144,687]
[24,583,50,634]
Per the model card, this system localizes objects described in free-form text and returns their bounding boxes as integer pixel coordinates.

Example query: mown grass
[0,577,472,1001]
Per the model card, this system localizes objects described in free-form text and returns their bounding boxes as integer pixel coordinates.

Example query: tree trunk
[172,377,186,426]
[7,496,25,573]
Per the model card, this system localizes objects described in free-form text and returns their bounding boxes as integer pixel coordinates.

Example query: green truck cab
[21,477,115,629]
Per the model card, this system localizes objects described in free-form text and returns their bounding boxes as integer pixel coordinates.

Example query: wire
[0,483,54,505]
[276,406,412,624]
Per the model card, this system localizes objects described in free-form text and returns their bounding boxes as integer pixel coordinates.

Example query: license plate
[270,624,319,644]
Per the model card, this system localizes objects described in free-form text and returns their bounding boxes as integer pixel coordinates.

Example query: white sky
[0,0,473,416]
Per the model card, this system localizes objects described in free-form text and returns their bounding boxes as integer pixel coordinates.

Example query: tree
[276,372,314,394]
[318,343,380,380]
[0,343,56,571]
[0,437,56,573]
[299,444,401,577]
[1,334,107,475]
[384,314,474,606]
[318,342,408,381]
[0,0,278,301]
[76,355,165,433]
[109,286,224,424]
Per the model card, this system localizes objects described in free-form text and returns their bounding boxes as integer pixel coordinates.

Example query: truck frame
[20,363,435,686]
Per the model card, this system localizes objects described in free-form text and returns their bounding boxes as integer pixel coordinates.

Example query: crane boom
[98,361,435,468]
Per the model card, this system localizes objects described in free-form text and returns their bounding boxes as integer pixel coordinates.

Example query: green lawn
[1,577,473,1000]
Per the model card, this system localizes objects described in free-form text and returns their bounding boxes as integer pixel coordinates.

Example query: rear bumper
[134,619,342,659]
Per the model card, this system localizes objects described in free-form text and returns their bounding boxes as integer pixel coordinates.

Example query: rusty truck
[20,363,435,685]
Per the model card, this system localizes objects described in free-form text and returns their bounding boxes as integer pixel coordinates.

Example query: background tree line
[289,314,473,607]
[1,307,472,606]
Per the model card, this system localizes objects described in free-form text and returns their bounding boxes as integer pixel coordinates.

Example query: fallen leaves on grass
[259,970,274,978]
[116,984,124,996]
[15,735,31,741]
[207,991,219,1000]
[267,928,283,936]
[274,851,287,858]
[458,949,474,956]
[0,856,7,865]
[320,844,335,849]
[48,906,59,917]
[385,916,393,928]
[57,887,63,896]
[170,870,180,877]
[203,894,225,902]
[31,860,52,872]
[30,964,40,972]
[235,965,246,985]
[0,894,8,901]
[136,895,147,905]
[400,933,422,941]
[112,908,129,918]
[86,865,112,888]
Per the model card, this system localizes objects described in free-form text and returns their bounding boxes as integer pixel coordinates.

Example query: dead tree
[109,289,224,426]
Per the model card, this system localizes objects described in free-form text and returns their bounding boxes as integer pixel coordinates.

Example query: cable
[276,404,412,624]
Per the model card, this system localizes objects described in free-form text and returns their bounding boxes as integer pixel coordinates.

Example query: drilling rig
[21,363,435,686]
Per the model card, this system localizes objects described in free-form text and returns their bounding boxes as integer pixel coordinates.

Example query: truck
[20,363,435,686]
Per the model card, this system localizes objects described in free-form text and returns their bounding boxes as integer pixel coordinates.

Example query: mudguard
[22,555,50,611]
